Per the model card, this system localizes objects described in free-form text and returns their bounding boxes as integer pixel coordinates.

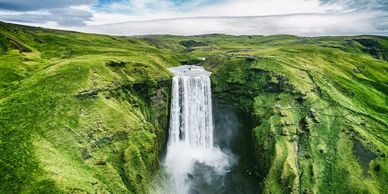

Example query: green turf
[0,21,387,193]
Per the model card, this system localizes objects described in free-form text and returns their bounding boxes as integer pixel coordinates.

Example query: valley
[0,22,387,193]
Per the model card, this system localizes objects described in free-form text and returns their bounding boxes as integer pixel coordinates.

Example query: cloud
[94,0,220,14]
[0,8,93,26]
[0,0,95,26]
[92,0,343,20]
[0,0,96,11]
[83,12,386,36]
[50,8,93,26]
[320,0,388,11]
[86,0,388,36]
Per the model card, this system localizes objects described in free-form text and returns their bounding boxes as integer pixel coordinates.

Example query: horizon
[2,20,387,38]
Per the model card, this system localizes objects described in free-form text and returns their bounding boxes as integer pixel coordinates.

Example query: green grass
[0,22,189,193]
[202,35,387,193]
[0,21,387,193]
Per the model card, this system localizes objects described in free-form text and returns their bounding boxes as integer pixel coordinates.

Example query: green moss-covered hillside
[196,36,388,193]
[0,22,192,193]
[0,22,387,193]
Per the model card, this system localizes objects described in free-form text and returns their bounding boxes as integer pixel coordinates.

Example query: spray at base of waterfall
[164,142,233,193]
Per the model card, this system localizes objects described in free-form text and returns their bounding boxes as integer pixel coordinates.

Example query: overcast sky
[0,0,387,36]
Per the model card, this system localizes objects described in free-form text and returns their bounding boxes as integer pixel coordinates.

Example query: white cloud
[81,12,383,36]
[191,0,341,17]
[0,0,95,11]
[91,0,344,21]
[0,7,93,26]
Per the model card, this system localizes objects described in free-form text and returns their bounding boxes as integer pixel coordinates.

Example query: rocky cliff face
[205,53,387,193]
[72,70,172,193]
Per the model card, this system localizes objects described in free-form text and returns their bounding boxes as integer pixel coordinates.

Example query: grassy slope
[187,35,387,194]
[0,22,192,193]
[0,22,387,194]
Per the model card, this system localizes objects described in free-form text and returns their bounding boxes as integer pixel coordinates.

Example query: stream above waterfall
[155,65,260,194]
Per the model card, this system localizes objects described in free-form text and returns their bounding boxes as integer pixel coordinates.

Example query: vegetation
[0,21,387,193]
[0,22,190,193]
[197,35,388,193]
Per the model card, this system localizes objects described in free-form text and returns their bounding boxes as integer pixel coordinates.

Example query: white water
[164,65,231,194]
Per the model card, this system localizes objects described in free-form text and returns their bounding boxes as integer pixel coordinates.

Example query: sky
[0,0,387,36]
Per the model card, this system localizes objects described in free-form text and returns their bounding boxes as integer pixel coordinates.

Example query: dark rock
[113,131,130,140]
[96,160,106,165]
[180,58,202,65]
[182,48,195,53]
[202,47,213,51]
[6,36,32,52]
[179,40,208,48]
[310,108,320,123]
[189,189,199,194]
[245,55,256,61]
[81,148,92,160]
[95,136,112,147]
[106,60,126,68]
[373,164,380,172]
[353,140,377,173]
[296,95,307,103]
[187,173,194,179]
[245,169,252,176]
[65,127,73,132]
[75,88,99,99]
[354,39,388,61]
[136,174,143,183]
[281,128,289,136]
[142,37,173,49]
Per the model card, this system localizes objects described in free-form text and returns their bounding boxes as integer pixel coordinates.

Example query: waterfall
[164,65,230,194]
[169,65,213,149]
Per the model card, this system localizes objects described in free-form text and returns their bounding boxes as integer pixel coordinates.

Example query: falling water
[164,65,231,194]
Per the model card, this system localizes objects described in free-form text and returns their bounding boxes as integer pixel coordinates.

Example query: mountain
[0,21,387,193]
